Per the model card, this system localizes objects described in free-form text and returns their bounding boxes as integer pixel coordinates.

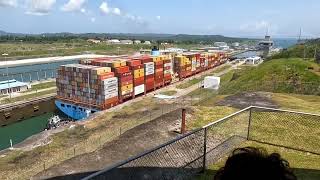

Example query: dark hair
[214,147,297,180]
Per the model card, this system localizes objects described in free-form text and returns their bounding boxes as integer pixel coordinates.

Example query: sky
[0,0,320,38]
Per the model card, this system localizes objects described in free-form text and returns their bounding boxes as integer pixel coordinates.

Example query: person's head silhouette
[214,147,297,180]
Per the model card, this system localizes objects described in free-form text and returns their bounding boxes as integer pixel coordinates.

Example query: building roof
[0,80,29,90]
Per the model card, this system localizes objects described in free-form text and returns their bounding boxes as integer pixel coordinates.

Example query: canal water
[0,112,53,150]
[0,60,78,82]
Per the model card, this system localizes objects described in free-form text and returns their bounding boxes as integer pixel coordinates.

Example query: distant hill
[272,38,320,59]
[0,30,254,43]
[220,59,320,95]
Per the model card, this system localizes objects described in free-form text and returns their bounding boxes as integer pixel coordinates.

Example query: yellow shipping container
[134,72,144,79]
[121,84,133,91]
[92,67,112,75]
[112,61,121,68]
[134,69,144,74]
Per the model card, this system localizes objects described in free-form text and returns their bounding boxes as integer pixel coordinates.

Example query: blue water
[273,38,298,49]
[0,60,78,82]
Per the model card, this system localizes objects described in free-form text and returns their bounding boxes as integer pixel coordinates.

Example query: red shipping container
[98,72,114,80]
[120,80,133,86]
[119,75,133,82]
[145,74,154,79]
[145,77,154,84]
[117,72,132,78]
[164,74,171,79]
[155,61,163,65]
[155,64,163,69]
[139,58,153,64]
[145,83,154,91]
[131,65,143,70]
[134,80,144,86]
[127,60,141,66]
[114,66,130,74]
[105,97,118,104]
[134,76,144,83]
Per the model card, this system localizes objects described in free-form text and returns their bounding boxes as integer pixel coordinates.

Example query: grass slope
[219,58,320,95]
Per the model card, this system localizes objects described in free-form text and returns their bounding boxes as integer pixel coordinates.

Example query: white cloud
[113,8,121,15]
[80,8,86,13]
[61,0,85,12]
[90,17,95,23]
[0,0,17,7]
[26,0,56,16]
[126,14,136,21]
[156,16,161,20]
[240,20,269,32]
[100,2,122,16]
[99,2,110,14]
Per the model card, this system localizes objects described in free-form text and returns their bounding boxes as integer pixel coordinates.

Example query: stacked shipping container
[174,55,192,80]
[56,64,118,110]
[111,60,134,102]
[163,57,172,84]
[141,57,155,92]
[153,56,164,88]
[127,59,145,97]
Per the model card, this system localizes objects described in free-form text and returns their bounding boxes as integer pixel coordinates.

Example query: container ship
[55,52,228,120]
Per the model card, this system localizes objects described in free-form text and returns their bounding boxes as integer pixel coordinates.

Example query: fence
[83,106,320,180]
[4,92,209,179]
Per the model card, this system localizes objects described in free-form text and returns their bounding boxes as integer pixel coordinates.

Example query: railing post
[247,107,252,140]
[202,128,207,172]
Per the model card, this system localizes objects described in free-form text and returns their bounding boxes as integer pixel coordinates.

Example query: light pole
[20,40,24,57]
[2,53,11,99]
[117,47,120,55]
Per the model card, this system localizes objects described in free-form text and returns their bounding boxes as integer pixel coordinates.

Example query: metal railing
[83,106,320,180]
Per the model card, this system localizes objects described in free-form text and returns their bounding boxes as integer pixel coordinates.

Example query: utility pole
[304,44,306,60]
[2,53,11,99]
[314,45,318,60]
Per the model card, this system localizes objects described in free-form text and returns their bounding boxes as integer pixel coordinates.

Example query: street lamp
[20,40,24,57]
[117,47,120,55]
[2,53,11,99]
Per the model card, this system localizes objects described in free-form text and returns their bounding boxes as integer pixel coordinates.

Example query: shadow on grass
[195,168,320,180]
[45,167,204,180]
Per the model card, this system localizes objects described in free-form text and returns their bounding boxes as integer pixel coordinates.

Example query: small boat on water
[46,115,62,130]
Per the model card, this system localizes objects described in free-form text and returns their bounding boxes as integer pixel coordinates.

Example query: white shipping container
[145,62,154,67]
[164,63,171,67]
[134,84,145,95]
[203,76,220,90]
[145,69,155,76]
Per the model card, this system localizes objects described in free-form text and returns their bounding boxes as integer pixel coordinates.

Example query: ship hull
[55,100,99,120]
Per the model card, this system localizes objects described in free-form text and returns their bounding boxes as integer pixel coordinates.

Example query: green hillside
[272,38,320,62]
[219,58,320,95]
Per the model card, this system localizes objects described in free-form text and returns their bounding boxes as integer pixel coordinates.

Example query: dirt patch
[216,92,279,109]
[34,108,186,179]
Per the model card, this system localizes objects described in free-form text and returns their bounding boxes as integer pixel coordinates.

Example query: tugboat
[46,115,62,130]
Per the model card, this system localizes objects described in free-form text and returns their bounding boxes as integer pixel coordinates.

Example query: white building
[232,42,240,47]
[87,39,101,44]
[144,41,151,45]
[134,40,141,44]
[0,80,31,95]
[214,42,230,50]
[107,39,121,44]
[120,40,133,45]
[245,56,263,65]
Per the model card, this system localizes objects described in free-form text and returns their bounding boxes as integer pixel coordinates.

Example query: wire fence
[83,106,320,180]
[3,92,210,180]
